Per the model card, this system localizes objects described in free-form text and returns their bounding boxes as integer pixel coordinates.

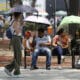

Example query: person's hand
[57,41,62,46]
[39,43,45,47]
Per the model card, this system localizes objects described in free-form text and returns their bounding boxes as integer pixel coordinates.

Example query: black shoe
[13,70,20,75]
[30,66,39,70]
[46,66,51,70]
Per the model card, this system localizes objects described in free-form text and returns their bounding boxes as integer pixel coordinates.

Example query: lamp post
[53,0,56,36]
[69,0,79,68]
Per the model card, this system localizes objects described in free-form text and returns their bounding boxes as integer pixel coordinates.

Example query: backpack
[6,27,13,39]
[6,20,14,39]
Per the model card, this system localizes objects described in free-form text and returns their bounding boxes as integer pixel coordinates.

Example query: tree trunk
[63,0,69,15]
[9,0,22,8]
[69,0,79,37]
[31,0,36,7]
[69,0,79,15]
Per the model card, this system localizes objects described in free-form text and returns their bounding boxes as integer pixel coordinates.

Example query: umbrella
[24,15,51,25]
[9,5,38,13]
[33,11,48,17]
[55,10,67,16]
[60,15,80,26]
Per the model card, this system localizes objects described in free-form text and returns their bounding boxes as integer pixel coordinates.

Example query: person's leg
[31,48,40,69]
[55,46,63,69]
[4,36,17,76]
[41,48,51,69]
[5,61,15,72]
[4,60,15,76]
[12,36,22,75]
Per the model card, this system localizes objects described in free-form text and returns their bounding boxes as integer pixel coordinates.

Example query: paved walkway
[0,67,80,80]
[0,38,80,80]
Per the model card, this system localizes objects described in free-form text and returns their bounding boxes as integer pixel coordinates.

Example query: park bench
[23,46,71,69]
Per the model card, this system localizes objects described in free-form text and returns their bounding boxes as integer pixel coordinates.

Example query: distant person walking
[4,12,23,76]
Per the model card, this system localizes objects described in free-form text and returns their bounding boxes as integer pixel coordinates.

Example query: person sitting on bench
[31,28,51,70]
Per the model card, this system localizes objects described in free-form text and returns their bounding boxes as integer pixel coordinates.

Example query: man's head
[38,28,45,38]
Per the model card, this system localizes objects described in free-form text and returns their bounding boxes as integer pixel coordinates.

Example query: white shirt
[26,37,33,49]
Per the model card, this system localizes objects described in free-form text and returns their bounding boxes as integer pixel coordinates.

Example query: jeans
[31,47,51,67]
[54,46,63,64]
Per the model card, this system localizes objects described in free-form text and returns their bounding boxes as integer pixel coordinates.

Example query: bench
[23,47,71,69]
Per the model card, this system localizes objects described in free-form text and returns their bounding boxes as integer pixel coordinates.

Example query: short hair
[38,28,45,33]
[25,31,31,37]
[57,28,64,35]
[13,12,22,18]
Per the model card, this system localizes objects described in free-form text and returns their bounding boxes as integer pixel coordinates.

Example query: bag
[6,27,13,39]
[6,20,14,39]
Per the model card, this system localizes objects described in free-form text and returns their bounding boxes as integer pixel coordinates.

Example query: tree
[31,0,36,7]
[69,0,79,15]
[9,0,22,8]
[63,0,69,15]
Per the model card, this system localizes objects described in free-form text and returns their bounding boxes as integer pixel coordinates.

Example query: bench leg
[24,51,27,69]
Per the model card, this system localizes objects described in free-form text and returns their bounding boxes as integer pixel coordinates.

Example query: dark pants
[63,48,70,55]
[5,35,22,74]
[53,46,63,64]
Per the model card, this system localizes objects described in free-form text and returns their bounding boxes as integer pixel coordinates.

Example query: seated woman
[23,31,33,55]
[61,33,70,56]
[52,28,65,69]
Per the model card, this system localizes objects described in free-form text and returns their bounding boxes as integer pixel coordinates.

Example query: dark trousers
[5,35,22,74]
[53,46,63,64]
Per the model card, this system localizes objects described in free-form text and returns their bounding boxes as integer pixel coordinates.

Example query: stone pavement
[0,67,80,80]
[0,38,80,80]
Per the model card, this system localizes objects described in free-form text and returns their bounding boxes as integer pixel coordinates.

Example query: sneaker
[12,74,22,78]
[4,68,12,76]
[61,56,65,63]
[46,66,51,70]
[57,65,62,70]
[30,66,39,70]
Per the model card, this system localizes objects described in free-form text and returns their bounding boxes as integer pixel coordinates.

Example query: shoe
[13,70,20,75]
[30,66,39,70]
[12,74,22,78]
[61,56,65,63]
[57,65,62,70]
[4,68,12,76]
[46,66,51,70]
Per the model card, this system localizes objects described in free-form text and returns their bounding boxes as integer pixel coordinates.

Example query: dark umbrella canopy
[9,5,38,13]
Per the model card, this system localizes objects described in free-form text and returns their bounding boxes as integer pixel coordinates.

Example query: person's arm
[52,35,58,47]
[22,38,26,49]
[39,36,51,47]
